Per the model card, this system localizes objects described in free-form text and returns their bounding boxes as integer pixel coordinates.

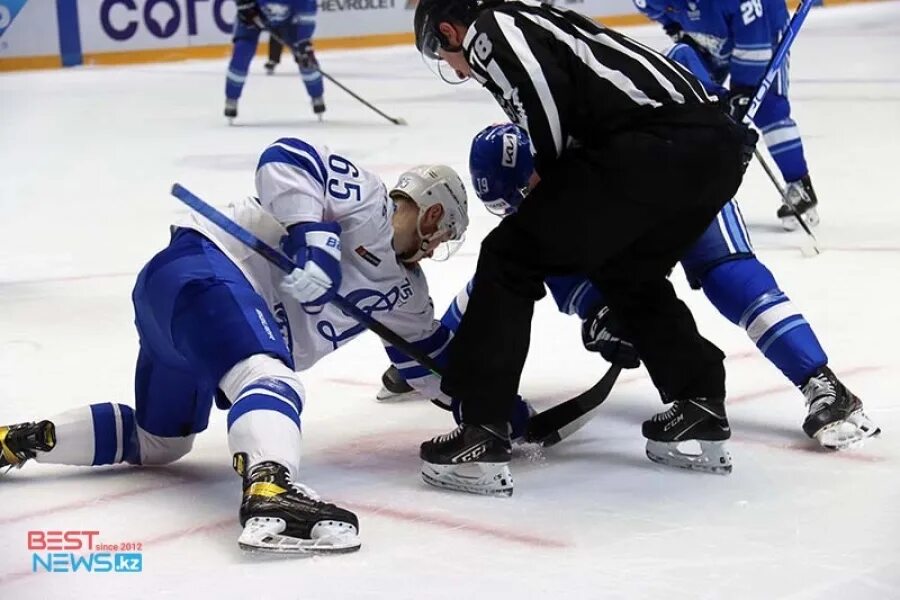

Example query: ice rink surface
[2,3,899,598]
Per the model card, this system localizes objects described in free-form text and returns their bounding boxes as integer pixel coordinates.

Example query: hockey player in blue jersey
[225,0,324,121]
[0,140,469,553]
[382,124,879,480]
[633,0,820,230]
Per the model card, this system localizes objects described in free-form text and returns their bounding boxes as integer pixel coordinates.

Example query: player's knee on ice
[138,430,195,465]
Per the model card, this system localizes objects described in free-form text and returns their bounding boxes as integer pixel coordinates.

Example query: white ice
[2,3,899,598]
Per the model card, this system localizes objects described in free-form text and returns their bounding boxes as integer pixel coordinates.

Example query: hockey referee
[414,0,758,495]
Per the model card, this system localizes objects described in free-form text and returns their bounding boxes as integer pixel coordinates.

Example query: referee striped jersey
[461,0,718,175]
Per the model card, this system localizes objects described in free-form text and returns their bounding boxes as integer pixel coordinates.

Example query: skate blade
[815,410,881,451]
[421,461,513,497]
[375,387,420,403]
[238,517,361,556]
[781,207,820,232]
[645,440,732,475]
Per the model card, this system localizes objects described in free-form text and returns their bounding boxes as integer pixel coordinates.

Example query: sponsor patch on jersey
[355,245,382,267]
[501,133,518,167]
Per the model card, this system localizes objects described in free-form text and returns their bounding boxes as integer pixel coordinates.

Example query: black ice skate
[234,454,360,555]
[802,367,880,450]
[264,60,278,75]
[777,174,820,231]
[0,420,55,474]
[642,398,732,474]
[420,423,513,496]
[375,365,419,402]
[312,96,326,121]
[224,98,238,123]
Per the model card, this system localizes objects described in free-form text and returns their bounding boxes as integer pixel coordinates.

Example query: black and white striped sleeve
[464,11,571,176]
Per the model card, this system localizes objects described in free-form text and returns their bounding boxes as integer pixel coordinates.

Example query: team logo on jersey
[501,133,518,168]
[686,2,701,21]
[316,286,401,349]
[273,302,294,357]
[496,88,529,132]
[0,0,27,40]
[355,245,382,267]
[262,3,291,24]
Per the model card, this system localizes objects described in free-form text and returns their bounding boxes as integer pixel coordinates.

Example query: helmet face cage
[469,123,534,218]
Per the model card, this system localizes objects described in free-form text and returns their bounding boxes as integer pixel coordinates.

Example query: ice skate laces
[652,400,682,422]
[802,372,836,411]
[785,180,809,208]
[434,424,465,444]
[285,476,321,502]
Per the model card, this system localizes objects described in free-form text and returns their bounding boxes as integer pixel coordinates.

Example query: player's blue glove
[451,395,535,442]
[663,20,684,41]
[725,86,754,121]
[582,305,641,369]
[236,0,262,27]
[292,40,319,71]
[279,222,342,307]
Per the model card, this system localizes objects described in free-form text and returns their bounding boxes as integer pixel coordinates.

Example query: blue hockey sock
[754,93,809,183]
[31,404,139,466]
[227,378,303,476]
[226,38,257,100]
[760,118,809,183]
[300,66,324,99]
[701,258,827,386]
[89,403,139,465]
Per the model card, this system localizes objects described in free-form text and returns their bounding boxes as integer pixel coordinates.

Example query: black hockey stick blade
[524,365,622,447]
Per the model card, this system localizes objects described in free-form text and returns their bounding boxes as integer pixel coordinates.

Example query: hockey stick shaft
[754,147,820,252]
[734,0,819,253]
[742,0,814,123]
[170,183,442,375]
[262,25,407,126]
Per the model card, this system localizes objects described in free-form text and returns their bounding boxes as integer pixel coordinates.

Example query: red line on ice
[345,500,569,548]
[733,435,887,463]
[0,478,191,527]
[728,365,885,405]
[0,498,564,586]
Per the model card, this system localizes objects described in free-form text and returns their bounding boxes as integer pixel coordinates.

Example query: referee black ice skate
[414,0,759,490]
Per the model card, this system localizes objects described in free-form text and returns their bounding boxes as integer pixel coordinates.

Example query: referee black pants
[442,108,748,424]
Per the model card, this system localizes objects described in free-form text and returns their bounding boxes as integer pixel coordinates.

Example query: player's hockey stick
[741,0,813,124]
[738,0,820,255]
[171,184,618,445]
[754,147,820,257]
[261,23,408,126]
[524,364,622,447]
[171,184,439,374]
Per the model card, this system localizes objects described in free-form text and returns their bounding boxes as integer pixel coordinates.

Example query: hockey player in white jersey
[0,138,468,555]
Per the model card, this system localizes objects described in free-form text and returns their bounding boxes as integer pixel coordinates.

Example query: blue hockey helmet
[468,123,533,217]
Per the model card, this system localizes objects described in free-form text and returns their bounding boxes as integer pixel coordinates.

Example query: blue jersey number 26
[327,154,362,202]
